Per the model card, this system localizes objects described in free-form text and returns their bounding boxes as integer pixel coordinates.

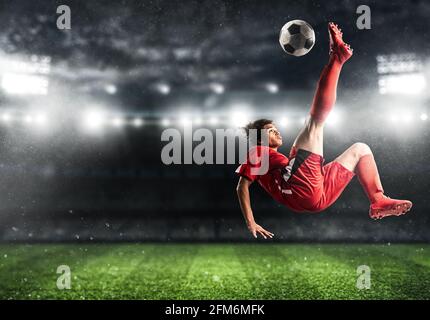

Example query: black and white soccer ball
[279,20,315,56]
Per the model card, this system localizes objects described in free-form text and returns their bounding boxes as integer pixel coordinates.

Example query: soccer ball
[279,20,315,56]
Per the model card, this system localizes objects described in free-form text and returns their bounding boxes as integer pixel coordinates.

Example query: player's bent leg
[291,23,352,158]
[309,23,352,124]
[291,117,324,156]
[334,142,412,219]
[333,142,372,172]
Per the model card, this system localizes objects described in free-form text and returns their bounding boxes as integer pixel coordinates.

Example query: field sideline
[0,243,429,299]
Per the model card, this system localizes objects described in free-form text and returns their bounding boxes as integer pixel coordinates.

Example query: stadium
[0,0,430,303]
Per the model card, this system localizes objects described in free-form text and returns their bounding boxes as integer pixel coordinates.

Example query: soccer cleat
[369,195,413,220]
[328,22,353,64]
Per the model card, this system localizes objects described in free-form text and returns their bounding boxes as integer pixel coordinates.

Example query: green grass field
[1,243,430,300]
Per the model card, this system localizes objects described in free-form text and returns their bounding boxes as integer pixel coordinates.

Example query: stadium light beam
[378,73,426,95]
[83,110,105,131]
[161,118,171,126]
[402,113,413,124]
[179,116,192,127]
[1,113,11,122]
[389,114,399,123]
[24,115,33,124]
[230,112,249,127]
[112,117,125,127]
[34,113,48,126]
[208,116,219,126]
[2,73,49,95]
[156,83,171,95]
[105,84,117,95]
[266,83,279,94]
[279,117,288,127]
[326,112,341,126]
[132,118,144,127]
[210,83,225,94]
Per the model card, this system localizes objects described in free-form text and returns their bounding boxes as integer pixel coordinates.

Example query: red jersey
[236,145,355,213]
[235,146,291,207]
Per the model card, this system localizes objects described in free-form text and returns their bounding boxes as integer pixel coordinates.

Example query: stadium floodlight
[132,118,144,127]
[265,83,279,94]
[179,115,192,127]
[210,83,225,94]
[34,113,48,125]
[230,111,249,127]
[193,117,203,126]
[401,113,413,124]
[376,53,426,95]
[161,118,171,126]
[279,116,288,127]
[208,116,219,126]
[105,84,117,95]
[378,73,426,95]
[1,73,49,95]
[376,54,422,75]
[1,113,11,122]
[156,83,170,95]
[112,117,125,127]
[24,115,33,124]
[389,114,399,123]
[420,113,428,121]
[326,111,341,126]
[8,55,51,75]
[83,110,105,131]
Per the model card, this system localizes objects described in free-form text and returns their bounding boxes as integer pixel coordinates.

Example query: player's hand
[247,222,274,239]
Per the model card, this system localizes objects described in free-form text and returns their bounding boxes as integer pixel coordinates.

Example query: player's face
[264,123,283,148]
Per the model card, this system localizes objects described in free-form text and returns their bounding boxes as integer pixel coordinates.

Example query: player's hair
[243,119,273,145]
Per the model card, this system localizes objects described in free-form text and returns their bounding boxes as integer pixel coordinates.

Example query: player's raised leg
[333,143,413,219]
[291,22,353,156]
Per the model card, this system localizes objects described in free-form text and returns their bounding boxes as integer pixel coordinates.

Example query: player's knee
[351,142,372,159]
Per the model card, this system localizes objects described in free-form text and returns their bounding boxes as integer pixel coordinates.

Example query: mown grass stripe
[1,244,429,299]
[180,244,253,299]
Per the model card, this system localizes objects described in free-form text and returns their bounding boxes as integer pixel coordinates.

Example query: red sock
[355,154,384,204]
[309,57,343,122]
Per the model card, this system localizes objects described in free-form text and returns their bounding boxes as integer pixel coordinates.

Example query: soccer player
[235,22,413,239]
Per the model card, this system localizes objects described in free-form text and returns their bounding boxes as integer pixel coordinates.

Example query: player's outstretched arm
[236,177,274,239]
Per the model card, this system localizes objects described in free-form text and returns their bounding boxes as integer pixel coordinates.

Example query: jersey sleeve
[235,146,272,181]
[235,163,258,182]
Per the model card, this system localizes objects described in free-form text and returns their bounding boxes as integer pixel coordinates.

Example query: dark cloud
[0,0,428,96]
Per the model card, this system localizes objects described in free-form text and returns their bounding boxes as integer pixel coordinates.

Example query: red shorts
[282,147,355,212]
